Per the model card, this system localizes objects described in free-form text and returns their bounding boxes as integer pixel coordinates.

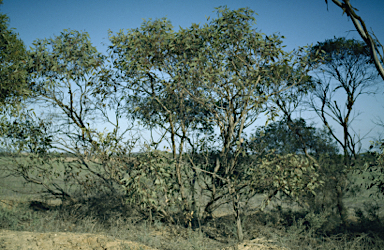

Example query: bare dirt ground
[0,229,157,250]
[0,198,287,250]
[0,229,286,250]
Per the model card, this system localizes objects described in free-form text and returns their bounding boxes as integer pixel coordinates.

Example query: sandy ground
[0,230,157,250]
[0,229,286,250]
[0,199,286,250]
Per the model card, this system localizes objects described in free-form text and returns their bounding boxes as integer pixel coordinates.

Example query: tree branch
[330,0,384,81]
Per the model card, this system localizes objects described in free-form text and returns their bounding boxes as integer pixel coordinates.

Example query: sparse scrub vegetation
[0,3,383,249]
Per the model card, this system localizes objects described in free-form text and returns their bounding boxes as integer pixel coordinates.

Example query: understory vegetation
[1,4,384,249]
[0,186,383,249]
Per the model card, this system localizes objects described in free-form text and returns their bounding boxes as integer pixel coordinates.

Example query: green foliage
[103,6,322,241]
[251,153,323,205]
[2,29,138,202]
[3,5,382,246]
[28,29,104,112]
[308,37,380,225]
[106,16,213,138]
[309,37,378,163]
[0,2,29,109]
[0,112,53,154]
[313,37,372,63]
[249,118,339,156]
[121,148,182,222]
[364,140,384,196]
[243,118,343,215]
[0,2,32,149]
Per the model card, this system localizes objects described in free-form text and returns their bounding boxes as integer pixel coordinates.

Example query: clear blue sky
[2,0,384,150]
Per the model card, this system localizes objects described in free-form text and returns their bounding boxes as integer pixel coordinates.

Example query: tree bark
[330,0,384,81]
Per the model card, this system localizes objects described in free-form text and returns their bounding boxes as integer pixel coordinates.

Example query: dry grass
[1,154,384,249]
[0,192,383,250]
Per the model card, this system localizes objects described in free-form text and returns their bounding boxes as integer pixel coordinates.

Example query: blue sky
[2,0,384,150]
[3,0,383,52]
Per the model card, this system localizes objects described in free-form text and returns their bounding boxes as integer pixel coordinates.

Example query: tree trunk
[336,178,347,227]
[233,193,244,242]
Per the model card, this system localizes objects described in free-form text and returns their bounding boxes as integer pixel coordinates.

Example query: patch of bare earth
[217,238,287,250]
[236,238,288,250]
[0,229,287,250]
[0,230,157,250]
[0,199,287,250]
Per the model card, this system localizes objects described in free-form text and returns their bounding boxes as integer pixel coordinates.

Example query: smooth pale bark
[329,0,384,81]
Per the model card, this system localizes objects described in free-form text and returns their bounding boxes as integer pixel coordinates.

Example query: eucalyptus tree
[250,118,339,157]
[4,29,137,202]
[325,0,384,203]
[0,0,29,110]
[249,118,344,211]
[325,0,384,81]
[105,16,215,223]
[309,37,379,225]
[180,8,322,239]
[0,1,40,182]
[366,138,384,197]
[28,30,104,145]
[107,6,321,241]
[0,0,33,154]
[310,37,378,166]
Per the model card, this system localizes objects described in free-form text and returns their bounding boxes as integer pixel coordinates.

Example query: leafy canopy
[0,1,29,109]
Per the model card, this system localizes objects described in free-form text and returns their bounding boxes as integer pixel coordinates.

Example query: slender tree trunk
[233,192,244,242]
[336,184,347,226]
[169,116,189,212]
